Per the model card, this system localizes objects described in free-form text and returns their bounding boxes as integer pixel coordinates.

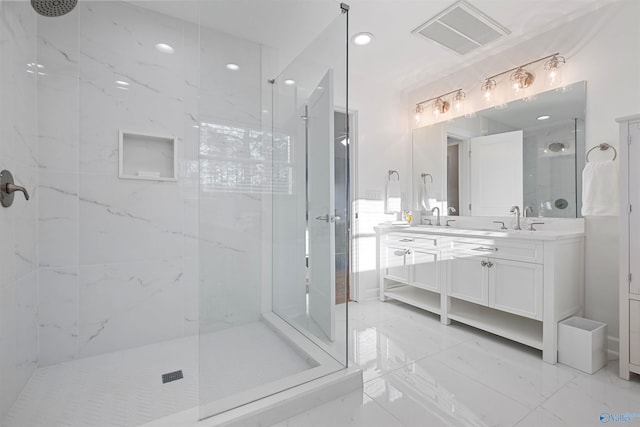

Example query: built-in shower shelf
[119,130,177,181]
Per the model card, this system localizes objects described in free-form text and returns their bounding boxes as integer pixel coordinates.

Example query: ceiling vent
[411,0,510,55]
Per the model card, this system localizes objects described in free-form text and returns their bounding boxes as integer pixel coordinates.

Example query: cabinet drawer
[450,239,542,264]
[386,233,438,248]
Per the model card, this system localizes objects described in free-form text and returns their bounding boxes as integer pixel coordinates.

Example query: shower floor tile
[1,321,315,427]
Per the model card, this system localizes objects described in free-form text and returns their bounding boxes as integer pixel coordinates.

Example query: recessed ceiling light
[226,63,240,71]
[284,79,295,86]
[537,115,550,120]
[155,43,175,54]
[352,32,374,46]
[115,80,130,86]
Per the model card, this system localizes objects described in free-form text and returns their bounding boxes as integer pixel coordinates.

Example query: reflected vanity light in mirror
[284,79,296,86]
[226,63,240,71]
[537,115,550,120]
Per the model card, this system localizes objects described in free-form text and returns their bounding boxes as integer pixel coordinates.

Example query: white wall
[0,1,38,418]
[403,0,640,351]
[351,81,409,300]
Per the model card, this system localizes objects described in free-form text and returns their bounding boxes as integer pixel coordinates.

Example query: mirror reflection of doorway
[447,137,461,216]
[334,110,354,304]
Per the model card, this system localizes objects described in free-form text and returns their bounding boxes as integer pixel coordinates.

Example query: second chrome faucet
[510,205,521,230]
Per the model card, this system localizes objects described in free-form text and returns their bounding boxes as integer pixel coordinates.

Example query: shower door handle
[315,214,340,223]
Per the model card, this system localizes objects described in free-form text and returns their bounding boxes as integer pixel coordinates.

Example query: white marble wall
[36,1,201,364]
[0,1,39,419]
[36,0,269,365]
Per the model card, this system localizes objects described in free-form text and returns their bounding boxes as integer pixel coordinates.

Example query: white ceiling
[134,0,614,91]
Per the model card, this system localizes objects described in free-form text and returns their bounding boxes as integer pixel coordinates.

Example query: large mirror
[412,81,586,218]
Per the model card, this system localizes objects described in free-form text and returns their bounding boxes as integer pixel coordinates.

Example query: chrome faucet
[510,205,521,230]
[523,205,533,218]
[431,207,441,226]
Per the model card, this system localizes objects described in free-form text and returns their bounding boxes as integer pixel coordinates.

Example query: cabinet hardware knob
[481,260,488,267]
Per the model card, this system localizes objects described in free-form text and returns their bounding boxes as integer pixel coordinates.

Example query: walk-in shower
[0,1,355,425]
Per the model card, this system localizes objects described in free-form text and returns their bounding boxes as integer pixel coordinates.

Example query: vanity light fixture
[481,78,497,103]
[433,97,450,117]
[415,88,461,121]
[283,79,296,86]
[226,63,240,71]
[510,66,534,93]
[452,89,466,114]
[415,104,424,123]
[544,54,565,86]
[537,115,550,121]
[352,32,374,46]
[481,52,564,98]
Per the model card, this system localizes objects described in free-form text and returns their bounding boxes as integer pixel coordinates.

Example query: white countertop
[374,223,585,241]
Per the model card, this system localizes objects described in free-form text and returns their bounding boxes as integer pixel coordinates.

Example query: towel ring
[388,170,400,181]
[586,143,617,162]
[421,173,433,184]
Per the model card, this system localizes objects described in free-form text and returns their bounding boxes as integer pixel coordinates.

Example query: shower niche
[118,129,177,181]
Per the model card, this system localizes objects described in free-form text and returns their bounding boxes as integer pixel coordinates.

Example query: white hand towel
[418,181,430,212]
[385,179,402,213]
[581,160,618,216]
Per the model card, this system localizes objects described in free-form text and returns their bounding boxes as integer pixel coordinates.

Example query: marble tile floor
[274,300,640,427]
[4,299,640,427]
[1,322,314,427]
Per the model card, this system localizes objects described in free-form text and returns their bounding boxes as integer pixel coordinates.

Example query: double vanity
[376,223,584,364]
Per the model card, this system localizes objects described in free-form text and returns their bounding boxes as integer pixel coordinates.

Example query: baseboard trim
[608,335,620,360]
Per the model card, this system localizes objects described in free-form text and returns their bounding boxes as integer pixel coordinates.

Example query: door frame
[335,107,358,302]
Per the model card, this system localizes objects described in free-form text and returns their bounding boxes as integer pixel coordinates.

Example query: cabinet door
[410,249,439,292]
[383,245,408,283]
[448,254,488,305]
[631,300,640,366]
[488,259,543,320]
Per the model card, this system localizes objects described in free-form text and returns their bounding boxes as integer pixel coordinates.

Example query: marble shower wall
[0,1,39,418]
[36,0,269,365]
[36,1,203,365]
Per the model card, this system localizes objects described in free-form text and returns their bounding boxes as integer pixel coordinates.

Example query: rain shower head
[31,0,77,17]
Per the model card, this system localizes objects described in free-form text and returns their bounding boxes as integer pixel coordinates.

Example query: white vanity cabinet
[448,239,544,320]
[377,226,584,364]
[379,232,443,316]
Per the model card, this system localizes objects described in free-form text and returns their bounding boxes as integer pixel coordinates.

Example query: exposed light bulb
[453,90,466,114]
[481,79,496,104]
[415,104,424,124]
[545,55,565,87]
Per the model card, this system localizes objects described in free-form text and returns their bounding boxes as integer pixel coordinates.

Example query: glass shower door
[307,70,337,342]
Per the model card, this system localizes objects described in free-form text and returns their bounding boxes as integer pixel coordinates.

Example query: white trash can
[558,316,607,374]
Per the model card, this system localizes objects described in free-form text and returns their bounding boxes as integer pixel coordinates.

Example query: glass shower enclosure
[198,7,350,419]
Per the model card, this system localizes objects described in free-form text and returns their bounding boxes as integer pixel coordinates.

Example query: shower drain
[162,370,184,384]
